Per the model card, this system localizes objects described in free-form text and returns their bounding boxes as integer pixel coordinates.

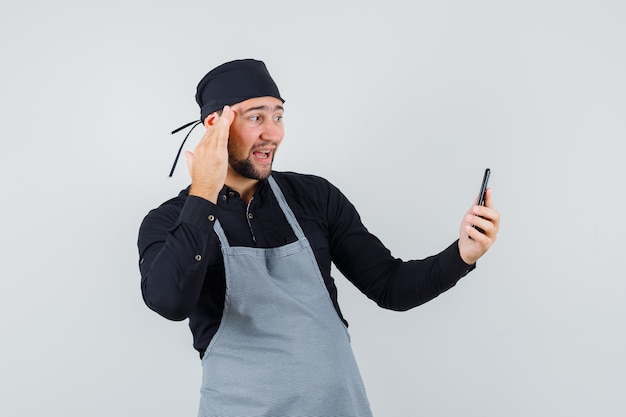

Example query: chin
[254,166,273,180]
[231,160,273,181]
[230,152,277,180]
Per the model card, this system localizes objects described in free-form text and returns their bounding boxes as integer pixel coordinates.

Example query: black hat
[196,59,284,123]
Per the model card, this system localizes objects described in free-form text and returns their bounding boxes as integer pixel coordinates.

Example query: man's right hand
[185,106,234,203]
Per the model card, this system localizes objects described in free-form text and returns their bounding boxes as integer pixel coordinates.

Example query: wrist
[189,184,221,204]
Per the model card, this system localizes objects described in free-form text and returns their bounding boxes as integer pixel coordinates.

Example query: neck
[225,168,261,204]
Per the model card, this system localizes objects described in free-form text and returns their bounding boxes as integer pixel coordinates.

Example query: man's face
[227,96,285,181]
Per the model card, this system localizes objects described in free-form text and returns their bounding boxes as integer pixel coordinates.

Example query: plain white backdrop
[1,0,625,416]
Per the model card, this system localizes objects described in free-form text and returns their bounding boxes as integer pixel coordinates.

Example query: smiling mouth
[252,146,277,161]
[253,150,271,159]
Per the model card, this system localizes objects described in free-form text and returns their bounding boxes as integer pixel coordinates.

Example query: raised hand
[185,106,235,203]
[457,188,500,265]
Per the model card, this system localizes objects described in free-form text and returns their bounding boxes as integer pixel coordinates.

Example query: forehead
[232,96,284,113]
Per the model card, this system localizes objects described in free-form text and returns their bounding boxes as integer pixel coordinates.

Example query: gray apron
[198,176,373,417]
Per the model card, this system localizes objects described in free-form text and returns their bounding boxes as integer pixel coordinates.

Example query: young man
[137,58,500,416]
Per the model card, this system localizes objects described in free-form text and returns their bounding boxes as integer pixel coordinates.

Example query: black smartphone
[477,168,491,206]
[471,168,490,237]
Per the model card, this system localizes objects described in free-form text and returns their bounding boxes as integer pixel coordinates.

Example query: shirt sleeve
[326,183,475,311]
[137,194,223,321]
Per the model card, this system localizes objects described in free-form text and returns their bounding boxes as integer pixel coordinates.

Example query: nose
[260,119,283,143]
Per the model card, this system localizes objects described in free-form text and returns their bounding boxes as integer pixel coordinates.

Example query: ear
[203,112,218,128]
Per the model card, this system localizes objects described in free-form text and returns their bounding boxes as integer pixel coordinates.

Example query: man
[137,58,500,416]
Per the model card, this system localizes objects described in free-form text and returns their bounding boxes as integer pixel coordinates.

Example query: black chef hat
[196,59,284,124]
[168,59,284,177]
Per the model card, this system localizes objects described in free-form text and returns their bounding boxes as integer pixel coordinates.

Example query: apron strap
[213,219,230,248]
[268,176,306,240]
[212,175,306,248]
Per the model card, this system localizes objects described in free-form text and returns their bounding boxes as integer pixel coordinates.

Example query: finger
[211,105,234,130]
[465,209,497,242]
[470,214,492,234]
[216,106,234,135]
[221,105,234,124]
[196,125,216,150]
[466,216,495,243]
[197,106,232,148]
[471,209,499,238]
[213,106,233,150]
[464,223,488,244]
[473,204,500,227]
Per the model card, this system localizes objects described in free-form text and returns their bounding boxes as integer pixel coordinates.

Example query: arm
[138,195,223,320]
[327,184,496,311]
[138,106,234,320]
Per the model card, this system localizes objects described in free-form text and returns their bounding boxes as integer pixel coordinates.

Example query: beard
[229,152,274,180]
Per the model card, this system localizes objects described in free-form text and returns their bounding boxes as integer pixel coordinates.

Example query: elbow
[375,298,424,312]
[366,283,417,311]
[143,293,193,321]
[373,283,445,312]
[141,280,194,321]
[156,303,192,321]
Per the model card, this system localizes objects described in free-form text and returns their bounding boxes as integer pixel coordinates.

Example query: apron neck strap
[213,175,306,247]
[267,176,306,241]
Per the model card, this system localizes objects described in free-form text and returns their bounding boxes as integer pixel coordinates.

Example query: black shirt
[137,171,474,355]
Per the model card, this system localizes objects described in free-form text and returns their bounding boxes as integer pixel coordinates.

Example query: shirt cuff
[177,195,221,229]
[440,239,476,279]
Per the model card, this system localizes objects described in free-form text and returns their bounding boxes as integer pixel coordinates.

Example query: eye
[249,115,261,122]
[273,115,283,122]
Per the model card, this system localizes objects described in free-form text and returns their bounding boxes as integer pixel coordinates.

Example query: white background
[1,1,625,416]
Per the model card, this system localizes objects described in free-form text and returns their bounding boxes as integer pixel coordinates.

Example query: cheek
[227,136,250,157]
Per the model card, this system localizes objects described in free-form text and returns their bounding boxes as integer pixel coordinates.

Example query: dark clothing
[137,171,474,356]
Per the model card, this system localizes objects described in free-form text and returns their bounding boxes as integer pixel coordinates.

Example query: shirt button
[195,255,202,261]
[221,195,227,201]
[248,213,253,219]
[208,215,215,221]
[229,192,235,197]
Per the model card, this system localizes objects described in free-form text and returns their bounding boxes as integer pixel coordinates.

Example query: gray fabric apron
[198,176,373,417]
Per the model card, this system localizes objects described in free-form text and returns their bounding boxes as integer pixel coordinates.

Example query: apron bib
[198,176,373,417]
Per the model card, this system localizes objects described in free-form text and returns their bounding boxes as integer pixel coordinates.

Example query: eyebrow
[242,104,284,114]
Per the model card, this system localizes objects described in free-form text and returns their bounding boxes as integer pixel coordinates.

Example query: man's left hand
[458,188,500,265]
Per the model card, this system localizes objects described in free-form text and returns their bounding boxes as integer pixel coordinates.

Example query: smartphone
[477,168,491,206]
[471,168,490,237]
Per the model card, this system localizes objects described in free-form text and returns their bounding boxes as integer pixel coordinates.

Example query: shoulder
[270,171,344,203]
[271,171,338,195]
[269,171,354,218]
[140,187,190,229]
